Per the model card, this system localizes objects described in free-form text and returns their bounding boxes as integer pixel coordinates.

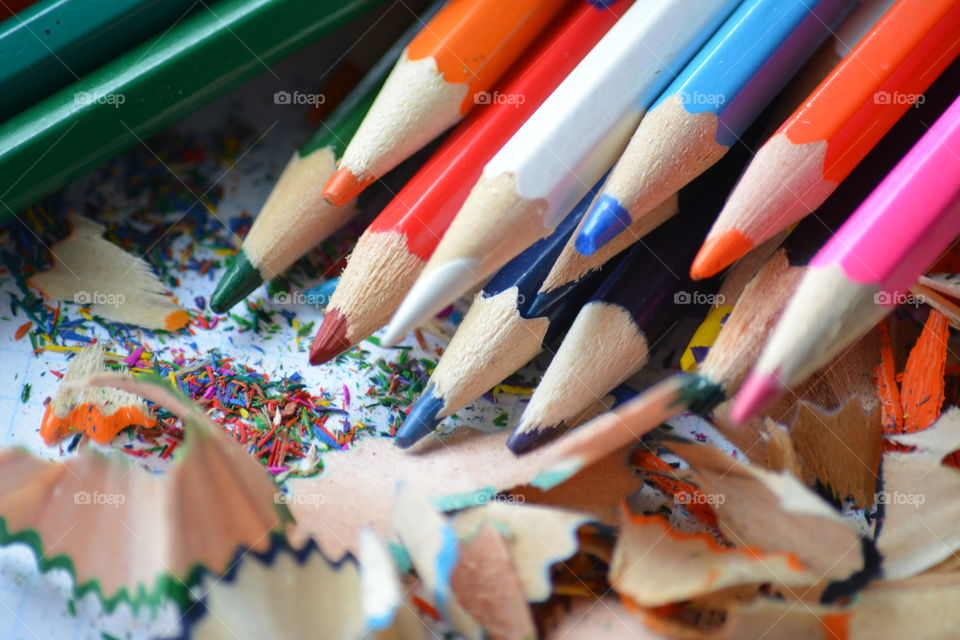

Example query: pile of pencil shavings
[0,311,959,640]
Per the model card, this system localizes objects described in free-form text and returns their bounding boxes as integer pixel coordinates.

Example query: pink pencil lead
[730,372,784,424]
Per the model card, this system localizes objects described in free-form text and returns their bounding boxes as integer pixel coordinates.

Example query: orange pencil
[322,0,568,206]
[691,0,960,280]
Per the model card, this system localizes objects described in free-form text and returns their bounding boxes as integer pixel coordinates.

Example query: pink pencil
[732,93,960,423]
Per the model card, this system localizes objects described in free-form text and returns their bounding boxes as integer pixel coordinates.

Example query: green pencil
[0,0,199,122]
[209,0,443,314]
[0,0,386,223]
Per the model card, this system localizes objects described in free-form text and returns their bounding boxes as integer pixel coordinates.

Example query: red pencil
[309,0,633,365]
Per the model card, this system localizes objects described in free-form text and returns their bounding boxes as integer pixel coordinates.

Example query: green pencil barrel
[0,0,201,122]
[0,0,386,224]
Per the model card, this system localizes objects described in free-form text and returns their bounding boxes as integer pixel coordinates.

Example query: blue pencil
[576,0,858,255]
[394,182,612,449]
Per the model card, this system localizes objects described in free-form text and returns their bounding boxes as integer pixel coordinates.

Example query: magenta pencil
[732,93,960,423]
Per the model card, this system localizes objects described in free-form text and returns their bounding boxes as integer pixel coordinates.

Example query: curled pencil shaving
[663,438,872,600]
[0,373,284,610]
[611,508,817,607]
[41,342,155,445]
[285,425,643,560]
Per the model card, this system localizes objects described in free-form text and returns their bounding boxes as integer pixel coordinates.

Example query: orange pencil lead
[690,229,753,280]
[322,167,372,207]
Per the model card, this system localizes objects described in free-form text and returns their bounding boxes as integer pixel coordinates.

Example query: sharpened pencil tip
[309,309,352,365]
[730,371,783,424]
[394,386,444,448]
[690,229,754,280]
[506,423,558,454]
[384,258,479,347]
[575,195,632,256]
[210,251,263,314]
[323,167,373,206]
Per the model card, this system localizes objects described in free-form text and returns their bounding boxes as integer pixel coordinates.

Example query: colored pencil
[0,0,198,122]
[528,193,678,317]
[755,0,897,131]
[394,186,608,449]
[733,94,960,423]
[0,0,387,221]
[530,100,774,317]
[691,0,960,280]
[514,119,762,450]
[321,0,569,206]
[518,61,959,458]
[575,0,857,254]
[382,0,741,346]
[538,0,895,304]
[508,209,713,453]
[208,2,441,314]
[308,0,631,365]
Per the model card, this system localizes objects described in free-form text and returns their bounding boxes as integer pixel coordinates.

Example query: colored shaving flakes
[788,399,881,508]
[611,509,816,607]
[284,422,643,560]
[663,438,873,600]
[30,217,189,331]
[40,342,156,444]
[451,522,536,640]
[396,484,493,640]
[0,375,285,611]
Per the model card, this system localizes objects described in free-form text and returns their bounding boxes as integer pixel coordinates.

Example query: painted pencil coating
[783,0,960,181]
[404,0,567,114]
[0,0,388,220]
[576,0,857,254]
[0,0,200,122]
[367,0,632,261]
[209,4,439,314]
[813,95,960,291]
[657,0,856,146]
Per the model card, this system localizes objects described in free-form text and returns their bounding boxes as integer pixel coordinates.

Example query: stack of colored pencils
[8,0,960,458]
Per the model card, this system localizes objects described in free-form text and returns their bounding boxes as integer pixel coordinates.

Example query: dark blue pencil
[394,181,611,449]
[508,206,715,453]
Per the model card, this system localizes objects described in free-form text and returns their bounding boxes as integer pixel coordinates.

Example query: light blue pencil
[576,0,859,255]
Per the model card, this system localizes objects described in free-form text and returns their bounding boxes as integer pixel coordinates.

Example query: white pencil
[381,0,741,345]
